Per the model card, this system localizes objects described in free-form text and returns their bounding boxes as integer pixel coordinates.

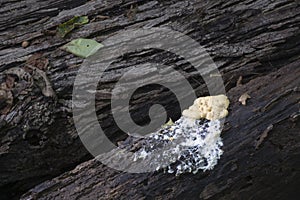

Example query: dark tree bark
[0,0,299,199]
[21,63,300,200]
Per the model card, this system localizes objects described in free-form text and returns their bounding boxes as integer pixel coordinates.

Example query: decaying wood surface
[0,0,299,199]
[21,61,300,200]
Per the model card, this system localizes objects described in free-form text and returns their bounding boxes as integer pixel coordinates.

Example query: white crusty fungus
[182,94,229,120]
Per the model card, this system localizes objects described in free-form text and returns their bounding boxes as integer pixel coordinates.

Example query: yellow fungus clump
[182,95,229,120]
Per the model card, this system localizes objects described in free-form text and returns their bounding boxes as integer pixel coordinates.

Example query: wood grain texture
[0,0,299,199]
[21,63,300,200]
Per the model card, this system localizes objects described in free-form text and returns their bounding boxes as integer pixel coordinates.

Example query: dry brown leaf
[25,53,49,71]
[239,93,251,105]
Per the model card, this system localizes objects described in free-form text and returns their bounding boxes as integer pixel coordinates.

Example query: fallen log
[21,62,300,200]
[0,0,299,199]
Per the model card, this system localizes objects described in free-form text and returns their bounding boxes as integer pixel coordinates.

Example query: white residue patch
[133,117,224,175]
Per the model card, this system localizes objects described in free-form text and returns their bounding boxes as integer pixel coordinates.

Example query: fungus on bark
[133,95,230,175]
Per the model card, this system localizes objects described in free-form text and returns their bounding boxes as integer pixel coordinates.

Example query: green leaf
[162,118,174,128]
[61,38,104,58]
[57,16,89,37]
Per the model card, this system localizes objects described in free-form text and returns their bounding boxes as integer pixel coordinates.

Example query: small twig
[236,76,243,86]
[255,124,273,150]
